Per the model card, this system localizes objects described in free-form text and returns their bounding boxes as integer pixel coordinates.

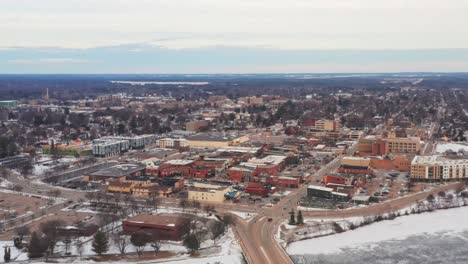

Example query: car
[267,217,273,222]
[265,203,273,207]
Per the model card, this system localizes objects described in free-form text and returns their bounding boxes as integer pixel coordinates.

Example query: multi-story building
[358,135,421,155]
[411,155,468,181]
[303,118,341,131]
[386,136,421,154]
[92,139,130,157]
[92,135,158,157]
[314,119,341,131]
[154,138,189,149]
[187,182,232,203]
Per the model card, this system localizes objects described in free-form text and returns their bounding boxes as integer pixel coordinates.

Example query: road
[231,144,349,264]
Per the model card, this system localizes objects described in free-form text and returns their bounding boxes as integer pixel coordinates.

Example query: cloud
[7,58,98,64]
[0,0,467,49]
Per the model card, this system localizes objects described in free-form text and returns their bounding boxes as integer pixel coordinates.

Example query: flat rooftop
[308,185,334,192]
[88,163,146,177]
[125,214,186,227]
[412,155,468,165]
[187,132,245,142]
[163,159,194,166]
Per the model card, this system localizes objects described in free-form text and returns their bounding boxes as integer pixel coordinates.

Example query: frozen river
[288,206,468,264]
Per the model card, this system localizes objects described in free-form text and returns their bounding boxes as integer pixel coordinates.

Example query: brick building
[123,214,189,241]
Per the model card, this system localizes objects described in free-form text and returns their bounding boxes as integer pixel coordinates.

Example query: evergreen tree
[183,234,200,254]
[289,209,296,225]
[297,210,304,225]
[28,232,47,258]
[92,230,109,256]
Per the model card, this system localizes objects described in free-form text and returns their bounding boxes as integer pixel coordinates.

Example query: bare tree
[179,198,189,212]
[210,221,225,245]
[39,219,65,255]
[14,225,30,241]
[112,233,130,256]
[149,234,163,255]
[48,189,61,199]
[74,239,83,257]
[0,167,10,179]
[12,184,23,192]
[221,215,234,227]
[204,205,215,216]
[148,195,160,212]
[85,191,96,202]
[192,200,201,210]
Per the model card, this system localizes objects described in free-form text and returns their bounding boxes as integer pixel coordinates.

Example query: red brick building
[122,214,189,241]
[266,176,300,188]
[323,174,349,185]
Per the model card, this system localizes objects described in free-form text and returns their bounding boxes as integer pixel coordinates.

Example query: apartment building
[411,155,468,181]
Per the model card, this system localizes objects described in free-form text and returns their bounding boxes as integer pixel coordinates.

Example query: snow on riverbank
[287,206,468,255]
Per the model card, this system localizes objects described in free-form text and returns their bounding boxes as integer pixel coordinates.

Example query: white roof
[308,185,333,192]
[164,159,194,165]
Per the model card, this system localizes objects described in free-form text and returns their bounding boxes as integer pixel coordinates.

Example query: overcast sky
[2,0,468,73]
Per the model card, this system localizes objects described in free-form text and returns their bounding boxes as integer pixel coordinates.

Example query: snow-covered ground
[0,240,28,262]
[288,206,468,256]
[229,211,256,222]
[1,228,243,264]
[272,191,291,197]
[434,142,468,154]
[0,178,13,189]
[32,157,79,177]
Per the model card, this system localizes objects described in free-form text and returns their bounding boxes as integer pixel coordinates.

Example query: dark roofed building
[84,163,146,182]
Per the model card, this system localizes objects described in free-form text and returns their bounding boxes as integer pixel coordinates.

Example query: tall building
[358,135,421,155]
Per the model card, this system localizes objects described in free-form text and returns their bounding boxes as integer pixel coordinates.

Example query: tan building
[186,133,249,148]
[386,137,421,154]
[341,157,371,167]
[411,155,468,180]
[107,180,134,194]
[358,135,421,155]
[186,120,210,132]
[314,119,341,131]
[239,96,264,105]
[187,182,232,203]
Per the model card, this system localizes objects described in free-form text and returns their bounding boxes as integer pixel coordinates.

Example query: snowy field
[434,142,468,154]
[0,228,244,264]
[288,206,468,264]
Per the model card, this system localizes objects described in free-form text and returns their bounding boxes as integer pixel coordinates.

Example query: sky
[1,0,468,73]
